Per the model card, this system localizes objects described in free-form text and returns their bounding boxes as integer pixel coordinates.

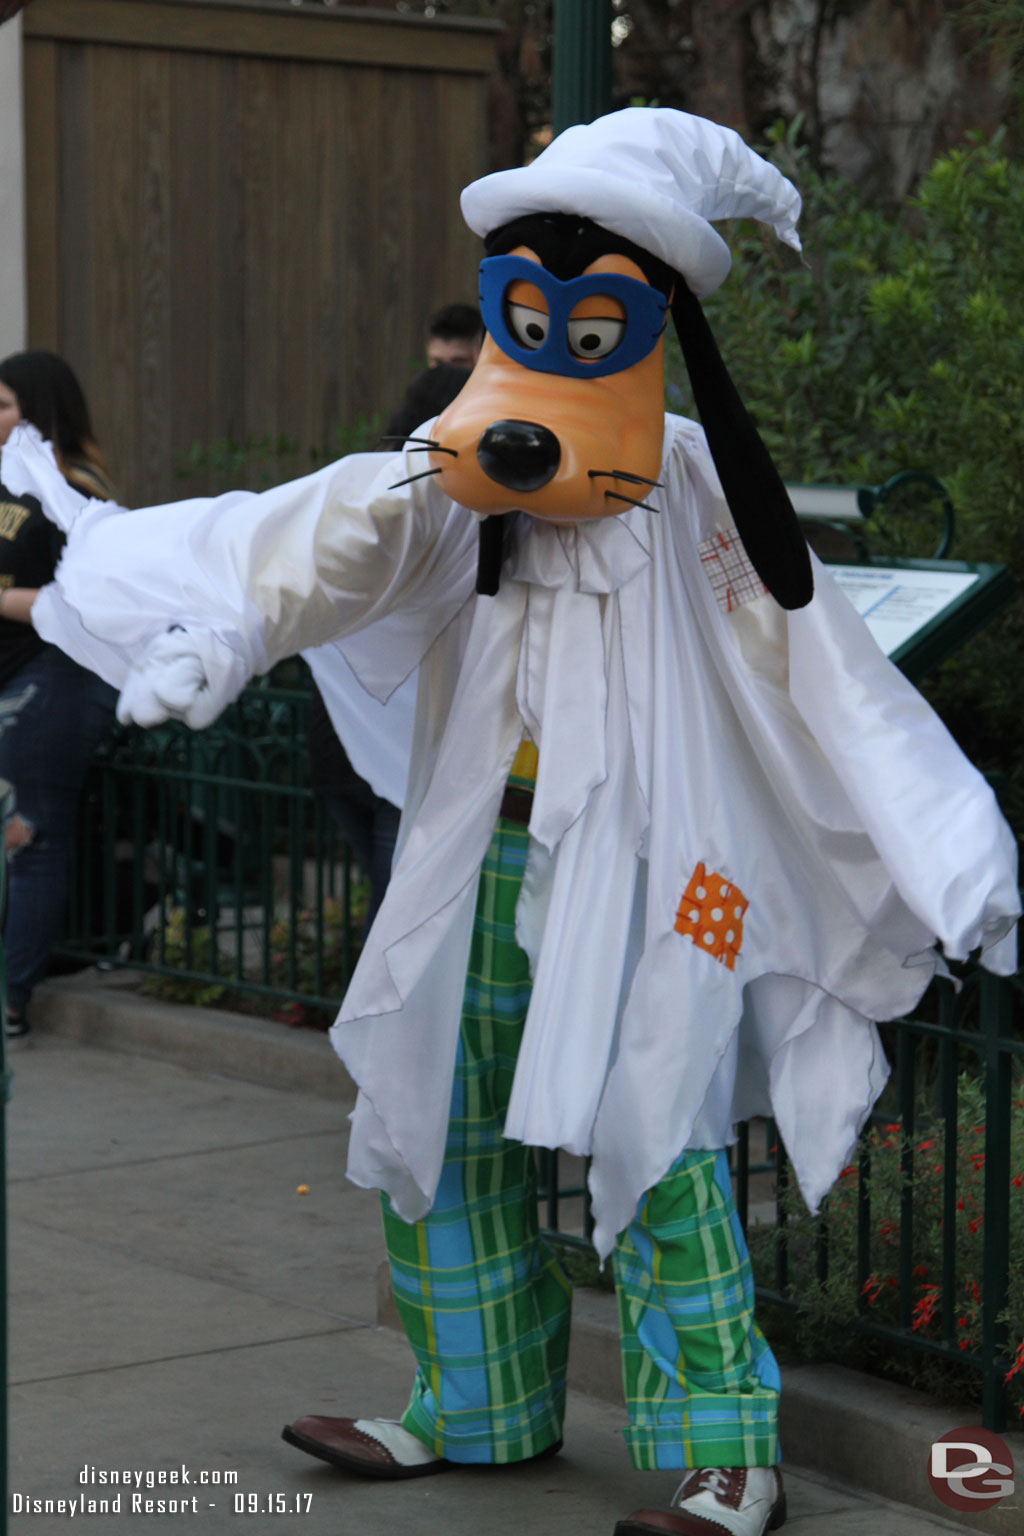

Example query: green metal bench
[786,469,955,563]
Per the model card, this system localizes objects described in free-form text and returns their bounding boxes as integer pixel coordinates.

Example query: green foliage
[266,893,368,1029]
[140,888,368,1028]
[139,908,229,1008]
[956,1,1024,113]
[667,125,1024,838]
[174,413,384,491]
[749,1076,1024,1419]
[549,1238,616,1293]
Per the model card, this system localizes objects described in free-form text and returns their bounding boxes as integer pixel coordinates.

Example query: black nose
[477,420,561,493]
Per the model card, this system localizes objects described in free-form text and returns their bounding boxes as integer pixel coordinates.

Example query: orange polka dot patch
[674,862,749,972]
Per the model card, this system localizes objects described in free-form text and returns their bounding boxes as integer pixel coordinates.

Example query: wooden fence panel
[23,0,498,504]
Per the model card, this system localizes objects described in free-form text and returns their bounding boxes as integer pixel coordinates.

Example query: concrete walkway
[4,995,1007,1535]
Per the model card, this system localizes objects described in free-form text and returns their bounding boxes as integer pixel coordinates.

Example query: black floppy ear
[672,282,813,610]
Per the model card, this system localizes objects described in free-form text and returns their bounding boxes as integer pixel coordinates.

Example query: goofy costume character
[8,111,1019,1536]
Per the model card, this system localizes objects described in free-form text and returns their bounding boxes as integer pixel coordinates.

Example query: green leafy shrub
[139,887,367,1028]
[266,892,368,1029]
[139,907,229,1009]
[749,1076,1024,1419]
[667,126,1024,842]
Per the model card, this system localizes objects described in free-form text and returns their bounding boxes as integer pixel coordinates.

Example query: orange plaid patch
[674,862,748,972]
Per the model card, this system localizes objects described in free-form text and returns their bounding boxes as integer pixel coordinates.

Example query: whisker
[380,435,459,457]
[604,490,660,514]
[388,468,444,490]
[589,469,664,488]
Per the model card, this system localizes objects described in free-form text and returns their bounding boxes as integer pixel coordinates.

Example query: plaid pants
[382,805,780,1470]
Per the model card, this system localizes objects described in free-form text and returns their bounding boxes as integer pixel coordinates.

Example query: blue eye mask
[478,255,669,380]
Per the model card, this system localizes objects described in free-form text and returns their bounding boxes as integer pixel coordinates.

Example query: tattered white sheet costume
[16,415,1019,1259]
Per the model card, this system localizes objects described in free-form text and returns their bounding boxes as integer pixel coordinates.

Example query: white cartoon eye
[566,314,626,361]
[506,302,550,350]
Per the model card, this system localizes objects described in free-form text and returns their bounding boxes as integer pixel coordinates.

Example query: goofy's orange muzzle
[425,249,669,530]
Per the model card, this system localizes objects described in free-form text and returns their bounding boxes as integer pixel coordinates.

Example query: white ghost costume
[13,413,1018,1259]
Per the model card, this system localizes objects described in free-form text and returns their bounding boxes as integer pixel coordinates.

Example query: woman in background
[0,350,117,1037]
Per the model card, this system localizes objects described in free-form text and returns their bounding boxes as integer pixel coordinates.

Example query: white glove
[117,627,248,730]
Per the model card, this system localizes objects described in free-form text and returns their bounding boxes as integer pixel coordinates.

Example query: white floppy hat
[461,106,801,297]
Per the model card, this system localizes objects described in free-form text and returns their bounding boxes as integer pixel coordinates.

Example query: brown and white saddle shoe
[281,1416,450,1479]
[614,1466,787,1536]
[281,1413,564,1480]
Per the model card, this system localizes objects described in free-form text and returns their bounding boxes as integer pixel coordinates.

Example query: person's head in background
[426,302,483,370]
[0,350,114,499]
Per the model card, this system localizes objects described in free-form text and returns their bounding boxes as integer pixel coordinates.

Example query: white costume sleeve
[31,445,478,721]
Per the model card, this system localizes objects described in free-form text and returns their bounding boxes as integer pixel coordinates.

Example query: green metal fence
[761,966,1023,1432]
[59,672,362,1022]
[538,963,1024,1433]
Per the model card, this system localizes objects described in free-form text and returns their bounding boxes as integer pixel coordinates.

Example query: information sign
[825,559,1015,681]
[830,566,979,656]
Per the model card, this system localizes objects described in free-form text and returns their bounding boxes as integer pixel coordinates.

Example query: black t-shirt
[0,480,65,690]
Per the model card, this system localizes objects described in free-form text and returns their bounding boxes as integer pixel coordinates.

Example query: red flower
[273,1000,308,1029]
[885,1122,901,1133]
[1012,1174,1024,1189]
[1005,1340,1024,1384]
[912,1285,940,1333]
[967,1216,985,1235]
[917,1139,936,1152]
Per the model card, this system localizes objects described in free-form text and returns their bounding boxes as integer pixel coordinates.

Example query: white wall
[0,13,26,357]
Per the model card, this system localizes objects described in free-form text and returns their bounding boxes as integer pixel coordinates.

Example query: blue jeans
[0,647,116,1015]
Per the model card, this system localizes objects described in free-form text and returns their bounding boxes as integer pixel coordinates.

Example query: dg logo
[928,1427,1016,1512]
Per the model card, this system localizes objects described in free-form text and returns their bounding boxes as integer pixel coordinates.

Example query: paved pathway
[6,1033,978,1535]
